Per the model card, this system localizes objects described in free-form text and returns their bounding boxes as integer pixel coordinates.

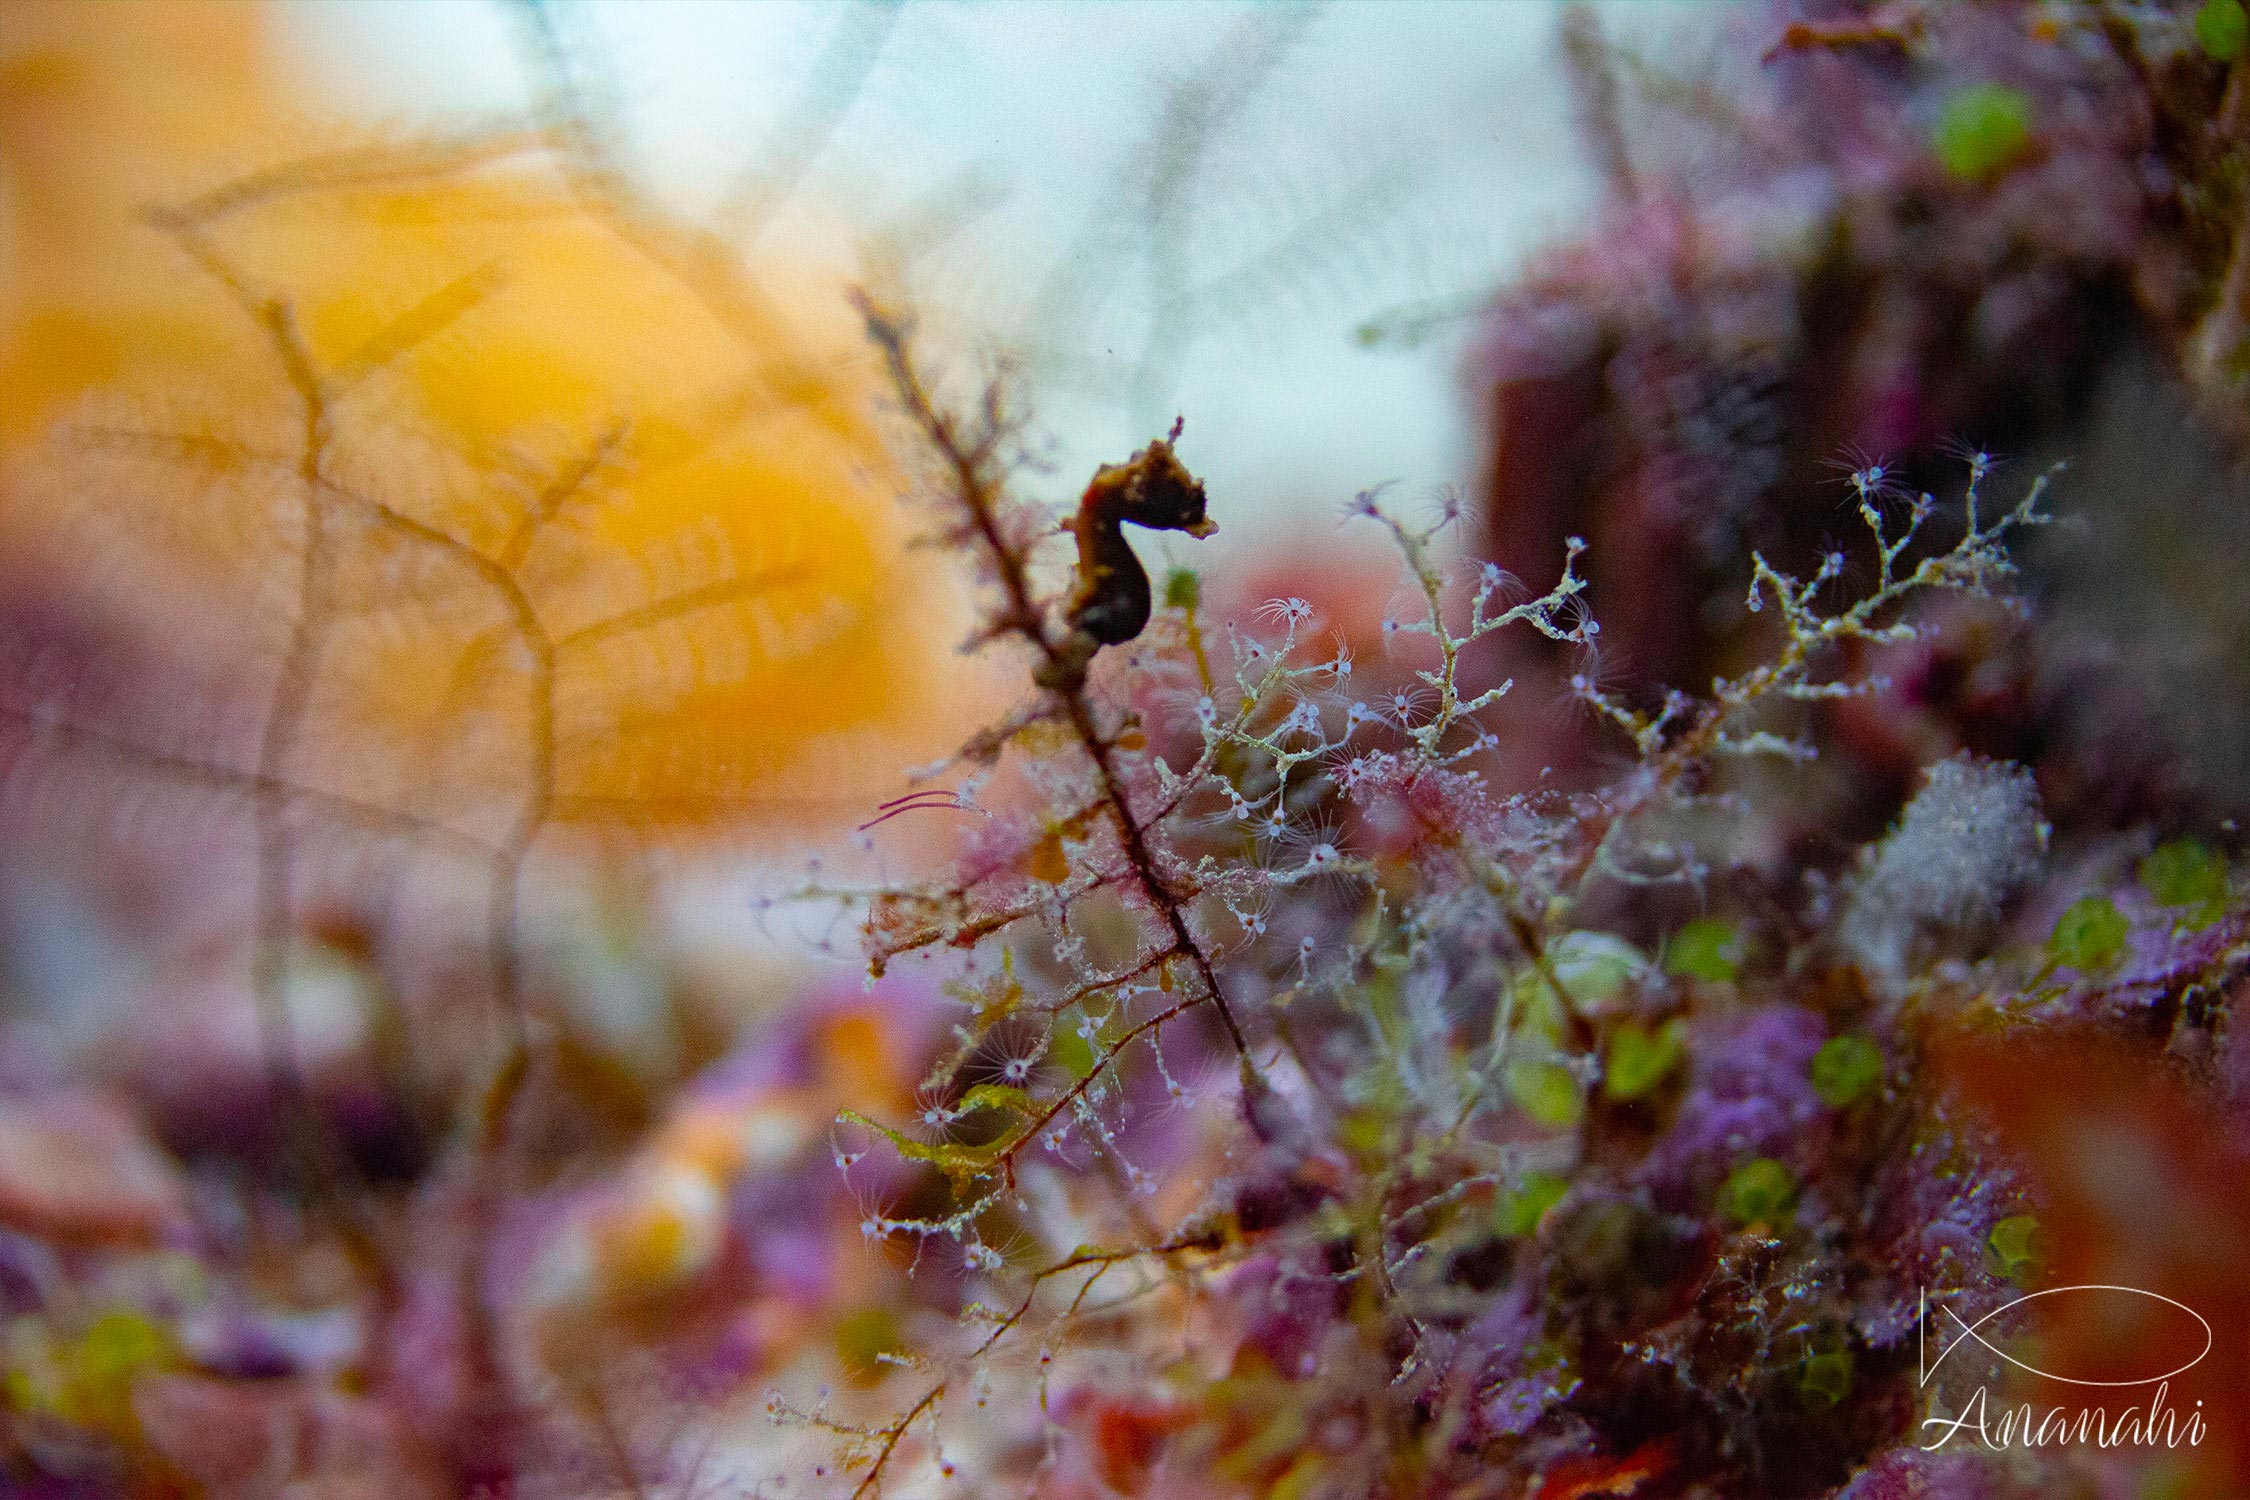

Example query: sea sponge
[1840,753,2047,980]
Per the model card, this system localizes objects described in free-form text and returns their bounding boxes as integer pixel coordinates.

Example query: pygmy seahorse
[1064,418,1217,648]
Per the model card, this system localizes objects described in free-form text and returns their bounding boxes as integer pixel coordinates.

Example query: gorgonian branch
[850,292,1253,1069]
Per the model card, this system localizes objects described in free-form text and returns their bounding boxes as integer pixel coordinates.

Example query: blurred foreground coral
[0,0,962,852]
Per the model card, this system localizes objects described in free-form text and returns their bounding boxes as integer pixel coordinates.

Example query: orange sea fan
[0,0,974,867]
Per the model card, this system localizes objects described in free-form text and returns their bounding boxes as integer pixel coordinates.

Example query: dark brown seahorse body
[1064,422,1216,647]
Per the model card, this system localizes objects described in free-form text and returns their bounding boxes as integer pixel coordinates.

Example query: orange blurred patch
[1089,1391,1191,1494]
[1534,1437,1674,1500]
[1938,1028,2250,1490]
[817,1006,922,1116]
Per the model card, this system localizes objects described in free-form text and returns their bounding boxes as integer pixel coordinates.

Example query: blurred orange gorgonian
[0,0,967,872]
